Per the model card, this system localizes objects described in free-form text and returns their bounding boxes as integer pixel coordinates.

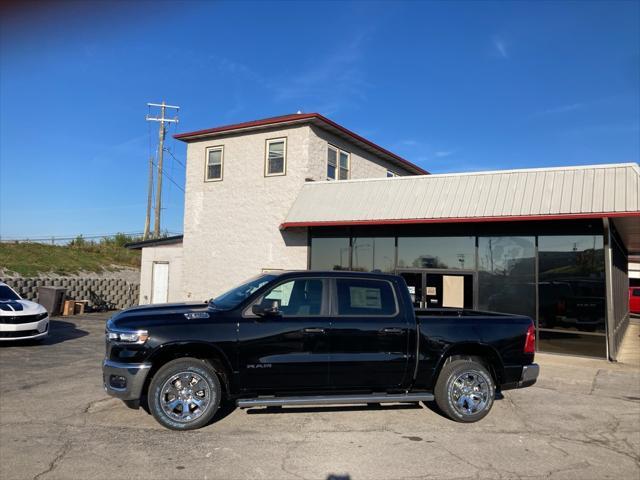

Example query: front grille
[0,314,44,324]
[0,329,40,338]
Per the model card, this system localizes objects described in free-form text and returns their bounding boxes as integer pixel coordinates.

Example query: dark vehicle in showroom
[103,271,539,430]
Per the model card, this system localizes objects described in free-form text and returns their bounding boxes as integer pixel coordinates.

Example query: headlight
[36,312,48,321]
[106,329,149,344]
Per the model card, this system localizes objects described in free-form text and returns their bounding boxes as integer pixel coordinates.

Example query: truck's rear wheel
[148,358,221,430]
[435,358,494,423]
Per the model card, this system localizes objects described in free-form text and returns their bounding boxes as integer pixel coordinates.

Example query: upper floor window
[327,145,349,180]
[205,146,224,181]
[265,138,286,176]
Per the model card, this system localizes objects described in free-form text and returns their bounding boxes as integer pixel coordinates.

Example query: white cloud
[272,31,373,113]
[434,150,453,158]
[534,103,584,116]
[492,36,509,59]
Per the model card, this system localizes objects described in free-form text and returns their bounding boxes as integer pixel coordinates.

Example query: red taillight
[524,323,536,354]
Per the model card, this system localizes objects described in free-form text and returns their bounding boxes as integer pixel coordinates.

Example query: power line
[164,147,185,169]
[151,159,185,193]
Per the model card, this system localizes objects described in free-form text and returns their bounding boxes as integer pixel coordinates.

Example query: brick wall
[1,276,140,310]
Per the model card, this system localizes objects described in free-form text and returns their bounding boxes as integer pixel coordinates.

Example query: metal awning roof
[282,163,640,228]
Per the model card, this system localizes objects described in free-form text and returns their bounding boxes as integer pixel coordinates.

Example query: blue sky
[1,0,638,238]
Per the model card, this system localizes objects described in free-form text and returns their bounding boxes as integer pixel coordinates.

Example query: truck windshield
[0,285,20,301]
[210,274,277,310]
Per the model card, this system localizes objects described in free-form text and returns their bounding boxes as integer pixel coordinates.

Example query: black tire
[148,357,221,431]
[434,358,495,423]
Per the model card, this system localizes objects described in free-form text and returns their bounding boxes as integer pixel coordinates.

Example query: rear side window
[336,279,397,316]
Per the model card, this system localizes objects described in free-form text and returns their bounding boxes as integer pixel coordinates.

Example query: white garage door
[152,262,169,304]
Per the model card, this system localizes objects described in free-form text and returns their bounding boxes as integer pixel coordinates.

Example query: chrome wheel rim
[160,371,212,423]
[449,370,490,416]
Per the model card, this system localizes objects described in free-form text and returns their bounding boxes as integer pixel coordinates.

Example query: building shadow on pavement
[0,319,89,347]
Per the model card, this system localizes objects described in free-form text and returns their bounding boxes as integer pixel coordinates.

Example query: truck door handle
[303,327,325,334]
[379,328,403,335]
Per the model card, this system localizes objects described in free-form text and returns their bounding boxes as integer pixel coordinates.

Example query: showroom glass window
[397,237,476,270]
[351,237,395,273]
[537,235,606,358]
[310,237,350,270]
[477,236,535,319]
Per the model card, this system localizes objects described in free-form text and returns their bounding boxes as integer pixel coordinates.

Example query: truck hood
[123,301,210,314]
[107,301,213,331]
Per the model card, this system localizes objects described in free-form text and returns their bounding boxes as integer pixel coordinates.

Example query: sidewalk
[617,320,640,368]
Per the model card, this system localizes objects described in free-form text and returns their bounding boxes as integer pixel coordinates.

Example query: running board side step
[236,392,434,408]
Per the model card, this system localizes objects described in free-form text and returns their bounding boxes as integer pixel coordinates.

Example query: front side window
[210,274,276,310]
[327,145,349,180]
[387,170,396,178]
[265,138,286,176]
[262,278,324,316]
[336,278,397,316]
[205,146,223,181]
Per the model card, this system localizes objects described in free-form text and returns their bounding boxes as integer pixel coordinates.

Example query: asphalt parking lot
[0,313,639,480]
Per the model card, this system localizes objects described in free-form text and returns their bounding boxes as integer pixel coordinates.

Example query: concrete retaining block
[0,276,141,309]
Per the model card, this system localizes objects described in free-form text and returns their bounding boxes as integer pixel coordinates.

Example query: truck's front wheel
[148,358,221,430]
[435,358,495,423]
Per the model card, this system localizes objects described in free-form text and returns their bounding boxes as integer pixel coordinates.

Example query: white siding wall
[176,122,414,300]
[181,125,313,300]
[139,244,184,305]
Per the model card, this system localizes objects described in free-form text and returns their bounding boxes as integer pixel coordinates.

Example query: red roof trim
[173,113,429,175]
[280,211,640,229]
[174,113,318,139]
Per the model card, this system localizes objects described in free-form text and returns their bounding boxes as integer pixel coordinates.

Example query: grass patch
[0,241,141,277]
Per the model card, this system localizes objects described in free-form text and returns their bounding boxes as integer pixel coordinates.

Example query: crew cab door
[238,277,331,392]
[328,277,410,389]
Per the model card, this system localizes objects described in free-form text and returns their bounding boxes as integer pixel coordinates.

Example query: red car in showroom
[630,287,640,314]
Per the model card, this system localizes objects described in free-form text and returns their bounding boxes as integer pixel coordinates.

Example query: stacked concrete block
[0,276,141,310]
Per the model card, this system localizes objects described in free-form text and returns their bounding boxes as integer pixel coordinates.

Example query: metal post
[603,218,614,361]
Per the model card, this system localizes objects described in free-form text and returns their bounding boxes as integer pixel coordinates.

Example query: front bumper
[103,359,152,401]
[0,317,49,341]
[518,363,540,388]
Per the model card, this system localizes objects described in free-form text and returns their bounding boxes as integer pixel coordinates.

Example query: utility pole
[143,155,154,240]
[146,101,179,238]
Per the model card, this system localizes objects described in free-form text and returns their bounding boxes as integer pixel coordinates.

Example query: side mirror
[252,300,281,317]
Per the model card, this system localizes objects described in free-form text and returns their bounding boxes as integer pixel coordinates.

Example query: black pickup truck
[103,271,539,430]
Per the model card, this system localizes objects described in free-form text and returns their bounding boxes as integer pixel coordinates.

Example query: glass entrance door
[399,270,475,310]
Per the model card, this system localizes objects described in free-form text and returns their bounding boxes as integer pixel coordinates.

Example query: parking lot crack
[588,369,602,395]
[33,438,71,480]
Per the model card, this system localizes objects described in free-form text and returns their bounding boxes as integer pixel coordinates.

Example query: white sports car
[0,282,49,341]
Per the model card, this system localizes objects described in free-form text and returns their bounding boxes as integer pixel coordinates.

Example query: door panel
[238,278,330,392]
[329,278,410,389]
[151,262,169,304]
